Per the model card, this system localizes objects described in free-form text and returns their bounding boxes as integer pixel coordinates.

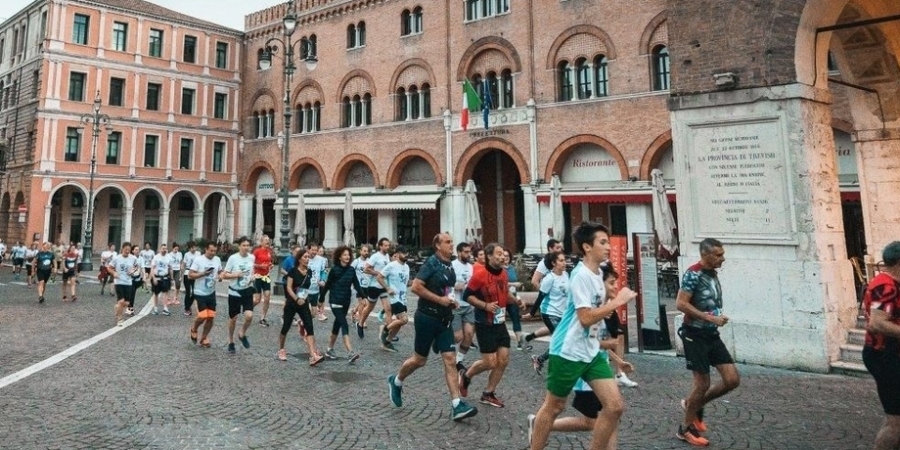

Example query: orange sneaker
[681,399,708,432]
[676,425,709,447]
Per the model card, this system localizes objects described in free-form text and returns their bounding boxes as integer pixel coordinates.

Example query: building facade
[0,0,243,250]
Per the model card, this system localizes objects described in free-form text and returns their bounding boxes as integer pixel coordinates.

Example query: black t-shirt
[286,266,312,298]
[415,254,456,319]
[35,251,54,271]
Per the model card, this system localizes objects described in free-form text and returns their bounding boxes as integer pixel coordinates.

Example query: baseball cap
[883,241,900,267]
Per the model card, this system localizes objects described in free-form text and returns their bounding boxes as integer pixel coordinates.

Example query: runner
[33,242,55,304]
[0,239,7,273]
[528,222,637,450]
[61,244,79,301]
[75,243,83,283]
[308,242,330,322]
[376,246,411,352]
[107,242,139,325]
[360,238,391,338]
[221,237,257,354]
[529,239,563,292]
[150,243,174,316]
[252,236,275,326]
[530,251,569,375]
[458,243,516,408]
[675,238,740,447]
[351,244,373,324]
[280,248,325,365]
[862,241,900,450]
[128,245,143,316]
[387,233,478,421]
[452,242,475,371]
[24,242,38,287]
[188,242,222,348]
[99,244,117,296]
[51,240,64,283]
[182,241,199,315]
[170,243,183,305]
[319,245,362,363]
[139,242,155,292]
[503,247,530,351]
[11,241,26,280]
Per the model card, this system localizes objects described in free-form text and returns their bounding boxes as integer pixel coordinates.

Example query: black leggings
[331,303,350,336]
[183,277,195,312]
[129,278,141,307]
[282,297,314,336]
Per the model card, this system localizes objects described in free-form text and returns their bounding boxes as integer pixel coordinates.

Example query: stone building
[0,0,243,250]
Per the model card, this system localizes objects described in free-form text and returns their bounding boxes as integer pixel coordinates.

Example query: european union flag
[481,79,492,130]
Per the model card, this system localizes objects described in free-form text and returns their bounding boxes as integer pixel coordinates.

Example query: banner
[609,236,628,326]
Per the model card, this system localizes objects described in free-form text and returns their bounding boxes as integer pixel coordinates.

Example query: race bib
[493,307,506,325]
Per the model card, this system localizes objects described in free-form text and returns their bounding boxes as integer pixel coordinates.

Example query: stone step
[830,360,869,378]
[857,316,866,329]
[840,343,864,364]
[848,328,866,346]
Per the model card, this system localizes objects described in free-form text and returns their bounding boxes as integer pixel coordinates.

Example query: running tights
[331,304,350,336]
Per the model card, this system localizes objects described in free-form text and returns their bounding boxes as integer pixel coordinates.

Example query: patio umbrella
[343,191,356,247]
[253,195,264,245]
[216,196,228,244]
[294,192,307,248]
[651,168,678,254]
[549,175,564,240]
[463,179,482,245]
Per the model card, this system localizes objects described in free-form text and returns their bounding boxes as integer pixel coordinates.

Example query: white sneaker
[616,373,638,388]
[152,307,159,315]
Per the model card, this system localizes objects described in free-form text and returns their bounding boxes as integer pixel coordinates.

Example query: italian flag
[461,79,482,131]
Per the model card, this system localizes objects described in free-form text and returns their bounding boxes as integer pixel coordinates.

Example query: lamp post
[79,90,112,271]
[259,1,318,260]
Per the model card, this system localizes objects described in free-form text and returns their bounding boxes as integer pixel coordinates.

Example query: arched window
[557,61,572,101]
[396,87,407,121]
[652,45,670,91]
[268,109,275,137]
[347,24,356,49]
[410,85,420,120]
[353,95,362,127]
[401,10,411,36]
[313,101,321,131]
[422,83,431,118]
[305,102,314,134]
[486,71,499,111]
[500,69,513,108]
[472,74,483,99]
[466,0,508,21]
[576,58,591,99]
[253,112,260,138]
[363,93,372,126]
[358,22,366,47]
[295,104,305,133]
[413,7,423,33]
[342,96,352,128]
[257,49,266,70]
[307,35,317,58]
[594,55,609,97]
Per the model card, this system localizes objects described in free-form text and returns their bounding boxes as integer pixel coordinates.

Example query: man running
[25,241,38,287]
[11,241,26,280]
[675,238,739,447]
[387,233,478,421]
[529,239,563,290]
[169,243,183,305]
[150,243,174,315]
[222,237,257,354]
[307,241,329,322]
[61,244,79,301]
[530,250,569,375]
[33,242,56,303]
[376,246,411,352]
[252,236,275,326]
[360,237,391,338]
[182,241,199,315]
[108,242,139,325]
[459,243,516,408]
[188,242,222,348]
[127,245,143,316]
[452,242,475,371]
[351,244,373,323]
[99,244,117,296]
[529,222,637,450]
[139,242,155,292]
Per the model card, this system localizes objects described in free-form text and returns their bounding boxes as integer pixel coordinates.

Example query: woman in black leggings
[278,249,325,366]
[320,246,363,363]
[128,245,142,315]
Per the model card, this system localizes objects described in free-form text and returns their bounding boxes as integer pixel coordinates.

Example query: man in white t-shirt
[360,237,391,337]
[376,246,411,352]
[528,223,636,450]
[452,242,475,371]
[11,241,27,280]
[306,242,329,322]
[350,244,373,323]
[188,242,222,348]
[181,241,200,315]
[222,237,256,353]
[140,242,155,292]
[150,244,174,315]
[99,244,117,296]
[169,243,183,305]
[107,242,140,326]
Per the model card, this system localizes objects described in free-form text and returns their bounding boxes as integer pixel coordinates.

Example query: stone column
[349,102,357,128]
[377,210,396,242]
[322,210,341,249]
[123,206,133,244]
[522,186,543,255]
[238,194,254,237]
[405,92,412,121]
[193,209,204,240]
[159,208,170,247]
[669,83,855,372]
[853,132,900,258]
[226,209,235,242]
[440,188,466,245]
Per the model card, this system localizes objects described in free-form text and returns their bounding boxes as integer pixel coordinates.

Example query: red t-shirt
[252,246,274,276]
[467,263,509,324]
[864,272,900,353]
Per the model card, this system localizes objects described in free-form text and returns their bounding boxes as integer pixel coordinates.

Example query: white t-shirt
[170,251,183,272]
[549,262,607,364]
[151,253,173,277]
[0,243,7,256]
[451,259,474,305]
[110,254,139,286]
[12,245,26,259]
[536,260,551,276]
[351,257,372,289]
[190,255,222,297]
[100,250,116,266]
[367,252,390,278]
[182,250,199,273]
[140,249,155,268]
[540,271,570,318]
[24,248,37,264]
[308,255,328,294]
[224,252,255,295]
[380,260,410,305]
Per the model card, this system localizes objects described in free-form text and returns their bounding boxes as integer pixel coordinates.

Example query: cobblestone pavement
[0,269,884,449]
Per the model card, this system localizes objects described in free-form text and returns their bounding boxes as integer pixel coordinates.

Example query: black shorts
[254,278,271,293]
[605,311,623,338]
[475,323,512,354]
[26,264,34,276]
[572,390,602,419]
[13,258,24,267]
[152,277,171,294]
[413,310,455,358]
[143,267,151,275]
[228,289,255,318]
[680,327,734,374]
[115,285,133,301]
[36,269,51,282]
[864,346,900,415]
[195,293,217,312]
[367,287,387,302]
[62,270,76,281]
[390,303,408,316]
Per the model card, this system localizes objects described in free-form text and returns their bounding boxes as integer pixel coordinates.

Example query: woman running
[128,244,143,316]
[320,245,363,363]
[279,249,325,366]
[62,244,79,301]
[529,251,569,375]
[503,248,529,351]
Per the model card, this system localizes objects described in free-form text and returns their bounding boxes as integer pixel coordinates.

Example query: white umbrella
[216,196,228,243]
[549,174,564,240]
[463,179,482,244]
[294,192,307,248]
[343,192,356,247]
[651,168,678,254]
[253,195,264,245]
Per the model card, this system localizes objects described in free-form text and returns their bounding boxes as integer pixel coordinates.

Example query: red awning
[537,192,676,204]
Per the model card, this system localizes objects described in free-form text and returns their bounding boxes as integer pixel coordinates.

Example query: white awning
[295,188,444,211]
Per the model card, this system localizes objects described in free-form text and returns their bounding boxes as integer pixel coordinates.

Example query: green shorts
[546,353,614,398]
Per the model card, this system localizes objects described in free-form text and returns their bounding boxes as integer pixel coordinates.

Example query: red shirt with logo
[252,246,274,276]
[864,272,900,354]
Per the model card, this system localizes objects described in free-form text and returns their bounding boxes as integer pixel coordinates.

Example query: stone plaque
[687,118,794,241]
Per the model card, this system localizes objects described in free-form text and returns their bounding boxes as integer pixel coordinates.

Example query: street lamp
[79,90,112,271]
[258,1,318,260]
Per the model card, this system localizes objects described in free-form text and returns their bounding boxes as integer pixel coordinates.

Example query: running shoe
[531,355,544,375]
[357,322,365,339]
[309,353,325,366]
[458,369,471,397]
[292,318,299,326]
[238,335,250,349]
[382,342,398,353]
[377,310,385,323]
[387,375,403,407]
[152,307,159,315]
[348,352,360,364]
[676,424,709,446]
[277,348,287,361]
[317,312,328,322]
[63,295,67,301]
[616,373,638,388]
[380,326,390,344]
[227,343,236,354]
[517,340,532,351]
[162,308,171,316]
[451,401,478,421]
[126,308,135,316]
[190,328,198,344]
[259,318,270,327]
[324,349,338,360]
[456,362,467,373]
[71,296,77,302]
[200,339,211,348]
[391,336,399,342]
[38,296,44,304]
[184,310,192,316]
[479,392,505,408]
[680,399,707,432]
[527,414,536,446]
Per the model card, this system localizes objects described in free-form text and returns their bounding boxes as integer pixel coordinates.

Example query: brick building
[0,0,242,250]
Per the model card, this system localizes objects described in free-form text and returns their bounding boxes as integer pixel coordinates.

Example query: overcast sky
[2,0,277,30]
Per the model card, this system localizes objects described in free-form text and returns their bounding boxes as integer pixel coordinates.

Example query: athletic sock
[525,332,536,342]
[394,377,403,387]
[451,398,461,408]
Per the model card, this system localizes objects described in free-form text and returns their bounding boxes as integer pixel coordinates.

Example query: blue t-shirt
[36,251,55,271]
[281,255,295,283]
[415,254,456,319]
